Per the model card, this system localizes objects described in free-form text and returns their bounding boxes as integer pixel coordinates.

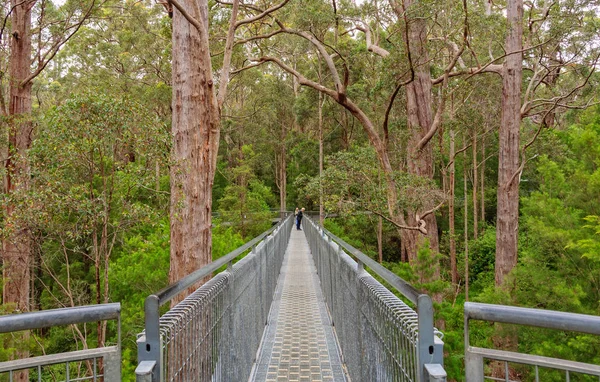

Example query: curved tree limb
[167,0,205,36]
[273,22,345,96]
[369,210,428,234]
[356,25,390,58]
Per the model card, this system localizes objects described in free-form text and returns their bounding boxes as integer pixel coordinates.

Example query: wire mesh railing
[0,303,121,381]
[136,215,293,382]
[303,217,446,382]
[464,302,600,381]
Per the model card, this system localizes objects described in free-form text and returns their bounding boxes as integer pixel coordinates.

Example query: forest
[1,0,600,380]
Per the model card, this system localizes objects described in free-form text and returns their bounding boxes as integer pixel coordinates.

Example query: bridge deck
[251,228,347,382]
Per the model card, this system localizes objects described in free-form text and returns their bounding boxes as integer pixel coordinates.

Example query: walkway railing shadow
[303,217,447,382]
[135,215,293,382]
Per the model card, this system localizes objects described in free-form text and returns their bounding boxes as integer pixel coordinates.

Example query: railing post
[417,294,442,382]
[225,261,235,381]
[137,295,161,382]
[356,260,367,381]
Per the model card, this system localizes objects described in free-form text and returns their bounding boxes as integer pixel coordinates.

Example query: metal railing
[464,302,600,381]
[0,303,121,381]
[303,217,446,382]
[136,215,293,382]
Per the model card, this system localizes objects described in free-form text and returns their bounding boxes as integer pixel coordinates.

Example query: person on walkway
[296,208,304,230]
[294,207,299,225]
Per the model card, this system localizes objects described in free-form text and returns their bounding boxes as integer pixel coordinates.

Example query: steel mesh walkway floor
[251,228,347,382]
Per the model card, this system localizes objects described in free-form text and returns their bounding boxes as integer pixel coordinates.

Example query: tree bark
[169,0,220,304]
[2,1,35,380]
[318,90,324,226]
[472,132,478,239]
[480,141,485,225]
[278,121,287,218]
[449,130,457,284]
[402,0,440,275]
[495,0,523,288]
[464,140,469,301]
[377,215,383,263]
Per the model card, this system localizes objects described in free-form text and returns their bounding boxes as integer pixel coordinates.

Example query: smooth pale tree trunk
[481,142,485,224]
[449,130,457,284]
[169,0,220,304]
[155,160,161,192]
[3,1,35,380]
[318,91,324,226]
[495,0,523,287]
[377,216,383,263]
[464,142,469,301]
[472,132,478,239]
[278,129,287,219]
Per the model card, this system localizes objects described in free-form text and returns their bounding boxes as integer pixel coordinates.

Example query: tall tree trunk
[169,0,220,304]
[464,140,469,301]
[377,215,383,263]
[495,0,523,287]
[278,121,287,218]
[449,130,457,284]
[480,141,485,225]
[472,132,478,239]
[402,0,440,275]
[155,160,161,193]
[2,2,35,380]
[318,91,324,226]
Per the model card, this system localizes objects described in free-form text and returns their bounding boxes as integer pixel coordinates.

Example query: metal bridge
[1,215,600,381]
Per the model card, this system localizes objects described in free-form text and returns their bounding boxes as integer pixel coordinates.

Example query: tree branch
[21,0,99,86]
[274,23,345,96]
[217,0,239,110]
[432,39,553,85]
[521,55,598,117]
[356,25,390,58]
[234,0,289,28]
[167,0,205,35]
[369,210,428,234]
[382,70,414,149]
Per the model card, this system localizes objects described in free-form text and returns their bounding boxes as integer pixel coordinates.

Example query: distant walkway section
[251,228,347,382]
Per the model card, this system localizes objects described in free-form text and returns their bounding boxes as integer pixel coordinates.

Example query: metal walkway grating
[251,228,348,382]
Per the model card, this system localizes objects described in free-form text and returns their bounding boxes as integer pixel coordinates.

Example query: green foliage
[110,220,170,380]
[467,228,496,294]
[218,145,276,238]
[569,215,600,262]
[305,146,444,219]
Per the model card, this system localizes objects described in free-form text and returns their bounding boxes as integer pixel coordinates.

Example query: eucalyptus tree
[28,95,167,374]
[463,0,600,287]
[235,0,470,276]
[163,0,290,301]
[1,0,98,312]
[1,0,99,376]
[41,0,172,112]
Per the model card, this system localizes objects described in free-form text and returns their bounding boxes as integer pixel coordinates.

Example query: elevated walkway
[4,215,600,381]
[251,228,347,382]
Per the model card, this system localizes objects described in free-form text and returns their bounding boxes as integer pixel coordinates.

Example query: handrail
[0,303,121,333]
[0,303,122,381]
[152,223,280,305]
[305,217,445,382]
[464,302,600,336]
[464,302,600,381]
[318,224,421,304]
[137,215,293,382]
